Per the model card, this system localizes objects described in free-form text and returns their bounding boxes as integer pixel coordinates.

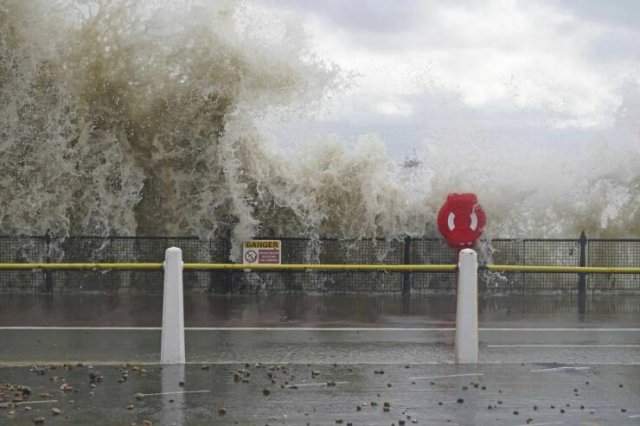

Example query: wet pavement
[0,294,639,424]
[1,328,639,365]
[1,294,639,327]
[1,364,639,425]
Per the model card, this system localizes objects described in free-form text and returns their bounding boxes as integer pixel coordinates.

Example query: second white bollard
[161,247,186,364]
[455,248,478,363]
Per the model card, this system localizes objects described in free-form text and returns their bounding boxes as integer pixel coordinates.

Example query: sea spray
[1,0,639,264]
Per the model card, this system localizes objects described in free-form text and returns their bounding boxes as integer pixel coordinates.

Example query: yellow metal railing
[0,263,455,272]
[0,263,163,270]
[486,265,640,274]
[0,263,639,273]
[184,263,457,272]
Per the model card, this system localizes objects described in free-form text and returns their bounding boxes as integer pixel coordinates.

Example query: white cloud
[247,0,640,166]
[263,0,637,130]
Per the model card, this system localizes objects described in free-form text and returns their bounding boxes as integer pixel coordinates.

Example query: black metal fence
[1,234,640,293]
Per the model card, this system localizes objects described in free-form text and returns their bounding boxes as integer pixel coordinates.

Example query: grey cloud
[587,30,640,62]
[549,0,640,30]
[256,0,431,33]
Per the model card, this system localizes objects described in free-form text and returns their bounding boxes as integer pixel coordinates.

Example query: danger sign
[242,240,281,264]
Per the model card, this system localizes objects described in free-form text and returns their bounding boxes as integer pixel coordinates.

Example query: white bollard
[161,247,185,364]
[455,248,478,363]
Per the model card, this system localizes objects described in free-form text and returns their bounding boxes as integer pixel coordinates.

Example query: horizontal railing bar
[486,265,640,274]
[9,235,640,242]
[1,263,640,273]
[183,263,457,272]
[0,263,163,270]
[0,263,456,272]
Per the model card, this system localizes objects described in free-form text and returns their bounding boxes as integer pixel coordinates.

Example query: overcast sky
[251,0,640,158]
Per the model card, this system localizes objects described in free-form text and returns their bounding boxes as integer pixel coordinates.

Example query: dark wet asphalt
[1,294,639,327]
[1,328,639,365]
[1,294,639,424]
[0,294,639,364]
[1,364,640,425]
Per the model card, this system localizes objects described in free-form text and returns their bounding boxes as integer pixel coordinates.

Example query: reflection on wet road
[1,294,639,327]
[1,364,639,425]
[1,294,638,425]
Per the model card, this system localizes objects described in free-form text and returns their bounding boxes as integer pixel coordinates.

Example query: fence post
[161,247,185,364]
[402,236,411,295]
[44,231,53,292]
[456,249,478,364]
[578,231,587,315]
[521,239,527,291]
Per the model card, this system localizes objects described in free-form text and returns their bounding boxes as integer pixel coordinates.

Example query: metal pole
[456,249,478,363]
[402,236,411,295]
[578,231,587,315]
[44,231,53,292]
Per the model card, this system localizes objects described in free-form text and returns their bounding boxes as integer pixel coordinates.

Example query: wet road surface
[1,294,639,327]
[1,294,639,365]
[0,328,639,365]
[1,364,639,425]
[1,294,638,424]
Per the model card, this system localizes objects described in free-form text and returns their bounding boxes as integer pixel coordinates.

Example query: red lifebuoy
[437,193,486,249]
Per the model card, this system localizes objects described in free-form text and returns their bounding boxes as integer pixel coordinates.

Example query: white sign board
[242,240,281,265]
